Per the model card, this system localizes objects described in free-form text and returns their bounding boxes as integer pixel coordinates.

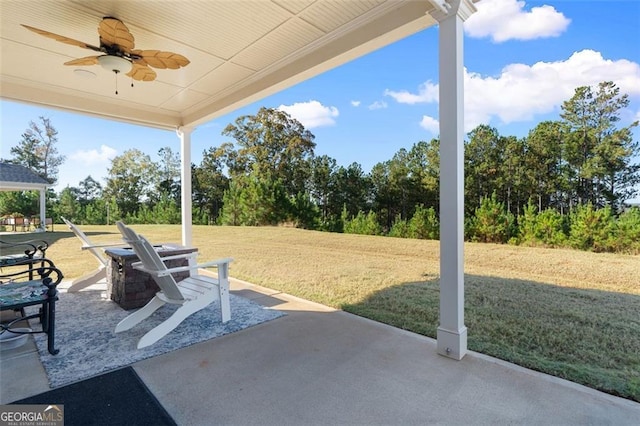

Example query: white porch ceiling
[1,0,444,130]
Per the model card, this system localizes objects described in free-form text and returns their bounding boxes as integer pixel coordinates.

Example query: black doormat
[12,367,176,426]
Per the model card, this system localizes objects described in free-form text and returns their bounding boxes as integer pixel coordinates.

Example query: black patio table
[0,262,63,355]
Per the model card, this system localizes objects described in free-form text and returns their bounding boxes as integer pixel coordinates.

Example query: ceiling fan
[22,17,190,93]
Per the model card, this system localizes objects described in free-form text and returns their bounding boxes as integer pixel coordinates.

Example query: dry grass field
[3,225,639,401]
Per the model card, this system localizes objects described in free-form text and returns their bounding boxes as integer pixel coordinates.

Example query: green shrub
[408,204,439,240]
[464,216,476,241]
[535,208,567,247]
[518,201,538,246]
[517,201,566,248]
[193,210,210,225]
[154,198,182,224]
[468,193,515,243]
[568,203,616,252]
[219,175,290,226]
[612,207,640,254]
[84,200,107,225]
[290,192,320,230]
[343,210,382,236]
[319,214,344,233]
[388,214,410,238]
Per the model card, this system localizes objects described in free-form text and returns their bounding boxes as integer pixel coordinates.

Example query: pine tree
[561,81,639,210]
[9,116,65,184]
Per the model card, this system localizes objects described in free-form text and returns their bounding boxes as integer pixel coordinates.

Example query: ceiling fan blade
[21,24,101,52]
[99,17,135,52]
[126,63,156,81]
[133,50,190,69]
[64,56,100,66]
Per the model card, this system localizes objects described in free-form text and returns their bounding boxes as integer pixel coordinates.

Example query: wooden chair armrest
[130,252,197,269]
[156,252,199,262]
[133,257,233,277]
[81,242,129,250]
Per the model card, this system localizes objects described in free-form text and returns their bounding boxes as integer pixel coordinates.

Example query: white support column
[177,126,193,247]
[39,189,46,232]
[432,0,475,360]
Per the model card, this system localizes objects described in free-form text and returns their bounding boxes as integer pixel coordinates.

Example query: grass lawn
[4,225,639,401]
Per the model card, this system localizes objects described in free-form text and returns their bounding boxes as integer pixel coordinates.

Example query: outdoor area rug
[13,366,177,426]
[30,290,285,388]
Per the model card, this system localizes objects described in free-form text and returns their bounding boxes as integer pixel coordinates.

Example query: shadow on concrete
[341,273,640,402]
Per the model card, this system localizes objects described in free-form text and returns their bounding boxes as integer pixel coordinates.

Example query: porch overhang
[0,0,475,130]
[0,182,48,192]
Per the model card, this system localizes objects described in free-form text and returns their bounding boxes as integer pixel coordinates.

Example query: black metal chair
[0,240,49,280]
[0,259,63,355]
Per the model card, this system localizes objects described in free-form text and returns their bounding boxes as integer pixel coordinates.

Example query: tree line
[1,81,638,253]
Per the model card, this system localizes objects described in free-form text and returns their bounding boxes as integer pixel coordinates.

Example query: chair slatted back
[61,217,108,267]
[116,222,184,301]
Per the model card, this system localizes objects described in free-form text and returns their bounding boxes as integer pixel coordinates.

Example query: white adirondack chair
[62,217,126,292]
[115,221,232,349]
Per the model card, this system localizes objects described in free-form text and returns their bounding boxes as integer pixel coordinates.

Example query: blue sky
[2,0,639,200]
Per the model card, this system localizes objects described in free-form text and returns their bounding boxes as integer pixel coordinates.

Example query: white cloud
[384,82,438,104]
[368,100,388,110]
[386,49,640,132]
[465,0,570,42]
[420,116,440,134]
[56,144,117,188]
[278,100,339,128]
[351,100,361,107]
[70,144,117,164]
[464,50,640,128]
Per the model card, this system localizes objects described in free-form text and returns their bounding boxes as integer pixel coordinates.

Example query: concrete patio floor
[2,278,639,425]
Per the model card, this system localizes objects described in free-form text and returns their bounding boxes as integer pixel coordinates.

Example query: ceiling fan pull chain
[115,69,119,95]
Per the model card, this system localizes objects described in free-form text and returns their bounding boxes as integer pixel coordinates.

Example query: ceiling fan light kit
[22,17,190,95]
[97,55,132,74]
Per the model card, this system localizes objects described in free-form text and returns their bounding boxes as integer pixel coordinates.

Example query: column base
[437,326,468,360]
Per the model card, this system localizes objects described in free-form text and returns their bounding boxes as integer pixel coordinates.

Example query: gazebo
[0,162,49,231]
[0,0,477,360]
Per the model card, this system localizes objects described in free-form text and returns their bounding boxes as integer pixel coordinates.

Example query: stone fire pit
[105,245,198,310]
